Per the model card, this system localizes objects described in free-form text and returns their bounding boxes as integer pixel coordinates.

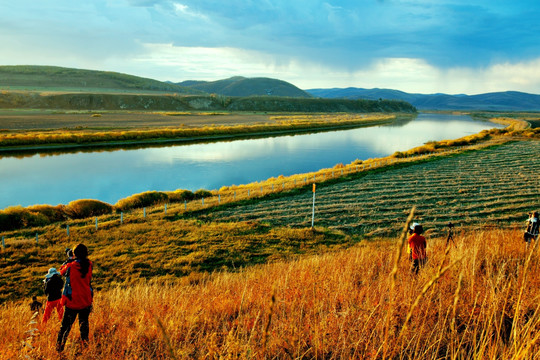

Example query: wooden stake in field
[311,183,316,228]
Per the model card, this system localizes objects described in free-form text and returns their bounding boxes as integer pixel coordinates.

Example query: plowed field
[201,140,540,237]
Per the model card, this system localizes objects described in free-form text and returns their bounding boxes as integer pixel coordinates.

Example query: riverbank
[0,112,401,154]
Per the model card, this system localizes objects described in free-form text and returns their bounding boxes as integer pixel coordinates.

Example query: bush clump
[0,206,50,231]
[27,204,67,223]
[193,189,213,199]
[115,191,168,211]
[65,199,114,219]
[166,189,195,203]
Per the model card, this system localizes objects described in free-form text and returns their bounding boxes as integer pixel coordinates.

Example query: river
[0,113,503,209]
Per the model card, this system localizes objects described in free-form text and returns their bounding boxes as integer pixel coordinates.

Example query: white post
[260,186,263,194]
[234,191,236,200]
[143,207,146,218]
[121,212,124,224]
[341,169,343,175]
[184,200,187,210]
[294,179,297,186]
[36,233,39,244]
[164,204,167,214]
[66,225,70,237]
[248,189,250,197]
[272,184,274,191]
[218,194,221,204]
[95,217,98,230]
[304,177,307,184]
[202,197,205,206]
[313,174,316,181]
[311,184,316,228]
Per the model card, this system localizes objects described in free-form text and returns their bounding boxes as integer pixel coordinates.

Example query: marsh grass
[1,228,539,359]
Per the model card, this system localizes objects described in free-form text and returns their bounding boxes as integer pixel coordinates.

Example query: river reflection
[0,113,503,209]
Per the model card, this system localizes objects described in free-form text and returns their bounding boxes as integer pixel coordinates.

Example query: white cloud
[121,43,540,94]
[172,2,208,19]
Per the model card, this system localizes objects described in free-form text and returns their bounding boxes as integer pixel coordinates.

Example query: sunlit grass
[2,227,540,359]
[0,113,397,148]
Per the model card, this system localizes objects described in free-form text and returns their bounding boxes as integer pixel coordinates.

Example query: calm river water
[0,113,503,209]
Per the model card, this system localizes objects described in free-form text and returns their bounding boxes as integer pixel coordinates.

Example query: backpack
[527,216,539,236]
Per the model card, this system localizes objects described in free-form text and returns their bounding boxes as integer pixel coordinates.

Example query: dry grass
[2,228,540,359]
[0,113,396,149]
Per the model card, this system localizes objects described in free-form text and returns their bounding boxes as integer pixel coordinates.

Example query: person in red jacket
[56,243,93,352]
[408,223,427,274]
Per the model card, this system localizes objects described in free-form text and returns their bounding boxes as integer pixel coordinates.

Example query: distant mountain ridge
[178,76,312,98]
[306,88,540,111]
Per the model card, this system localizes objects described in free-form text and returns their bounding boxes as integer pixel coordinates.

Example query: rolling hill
[0,65,198,94]
[178,76,312,98]
[306,87,540,111]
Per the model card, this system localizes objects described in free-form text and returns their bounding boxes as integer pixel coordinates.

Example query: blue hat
[45,267,60,279]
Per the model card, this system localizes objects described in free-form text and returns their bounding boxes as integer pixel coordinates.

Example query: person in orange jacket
[56,243,93,352]
[408,223,427,274]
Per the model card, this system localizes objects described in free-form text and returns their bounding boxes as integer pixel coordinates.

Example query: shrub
[27,204,66,223]
[193,189,213,199]
[65,199,114,219]
[166,189,195,203]
[115,191,168,211]
[0,206,50,231]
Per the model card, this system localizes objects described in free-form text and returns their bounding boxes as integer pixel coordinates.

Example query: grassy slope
[3,226,540,358]
[1,139,538,301]
[0,65,196,94]
[0,138,539,358]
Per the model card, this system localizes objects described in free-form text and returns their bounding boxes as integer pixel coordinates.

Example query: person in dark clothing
[42,268,65,324]
[57,243,93,352]
[30,296,42,313]
[524,212,539,248]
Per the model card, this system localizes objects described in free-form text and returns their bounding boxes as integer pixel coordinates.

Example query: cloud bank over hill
[2,1,540,94]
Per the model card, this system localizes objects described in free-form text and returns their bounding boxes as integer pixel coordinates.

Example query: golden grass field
[2,224,540,359]
[0,113,539,359]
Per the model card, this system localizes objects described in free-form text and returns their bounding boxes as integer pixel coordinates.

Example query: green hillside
[0,65,198,94]
[178,76,312,98]
[0,91,417,113]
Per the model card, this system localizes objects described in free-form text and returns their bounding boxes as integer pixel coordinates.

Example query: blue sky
[2,0,540,94]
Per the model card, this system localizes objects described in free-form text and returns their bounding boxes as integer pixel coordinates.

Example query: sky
[2,0,540,95]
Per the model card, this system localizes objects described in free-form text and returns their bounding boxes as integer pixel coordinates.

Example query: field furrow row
[200,141,539,236]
